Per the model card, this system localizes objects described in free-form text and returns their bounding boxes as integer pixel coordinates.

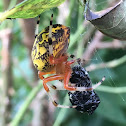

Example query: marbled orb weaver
[31,14,105,108]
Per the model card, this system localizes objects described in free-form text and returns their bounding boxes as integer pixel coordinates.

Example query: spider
[31,14,105,108]
[68,65,102,114]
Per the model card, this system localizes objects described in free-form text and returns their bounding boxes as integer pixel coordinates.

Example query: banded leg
[64,60,105,91]
[48,14,53,55]
[48,81,66,91]
[64,73,105,91]
[35,15,40,38]
[42,75,76,108]
[49,76,105,92]
[75,76,105,91]
[47,91,76,108]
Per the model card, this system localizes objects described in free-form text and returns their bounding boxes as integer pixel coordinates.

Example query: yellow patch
[31,24,70,72]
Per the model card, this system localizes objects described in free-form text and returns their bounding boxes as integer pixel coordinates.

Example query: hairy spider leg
[35,15,40,38]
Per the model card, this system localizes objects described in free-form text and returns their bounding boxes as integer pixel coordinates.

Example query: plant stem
[69,22,85,50]
[0,7,17,23]
[53,94,70,126]
[96,85,126,94]
[9,82,43,126]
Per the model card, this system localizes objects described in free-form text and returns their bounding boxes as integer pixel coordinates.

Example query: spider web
[86,0,126,103]
[95,49,126,102]
[48,0,126,125]
[57,0,126,124]
[79,0,126,124]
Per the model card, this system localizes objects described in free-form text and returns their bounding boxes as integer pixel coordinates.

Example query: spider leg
[69,55,86,65]
[63,61,77,91]
[64,70,76,91]
[49,83,76,91]
[35,15,40,38]
[38,71,55,80]
[43,75,64,92]
[92,76,105,88]
[42,75,76,108]
[47,90,76,108]
[64,60,105,91]
[48,14,53,55]
[64,72,105,92]
[48,81,66,90]
[49,56,77,91]
[75,76,105,91]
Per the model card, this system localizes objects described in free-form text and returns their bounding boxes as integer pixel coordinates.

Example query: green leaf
[0,0,65,22]
[85,0,126,40]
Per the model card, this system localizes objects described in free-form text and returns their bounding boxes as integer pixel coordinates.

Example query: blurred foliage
[0,0,126,126]
[0,0,65,22]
